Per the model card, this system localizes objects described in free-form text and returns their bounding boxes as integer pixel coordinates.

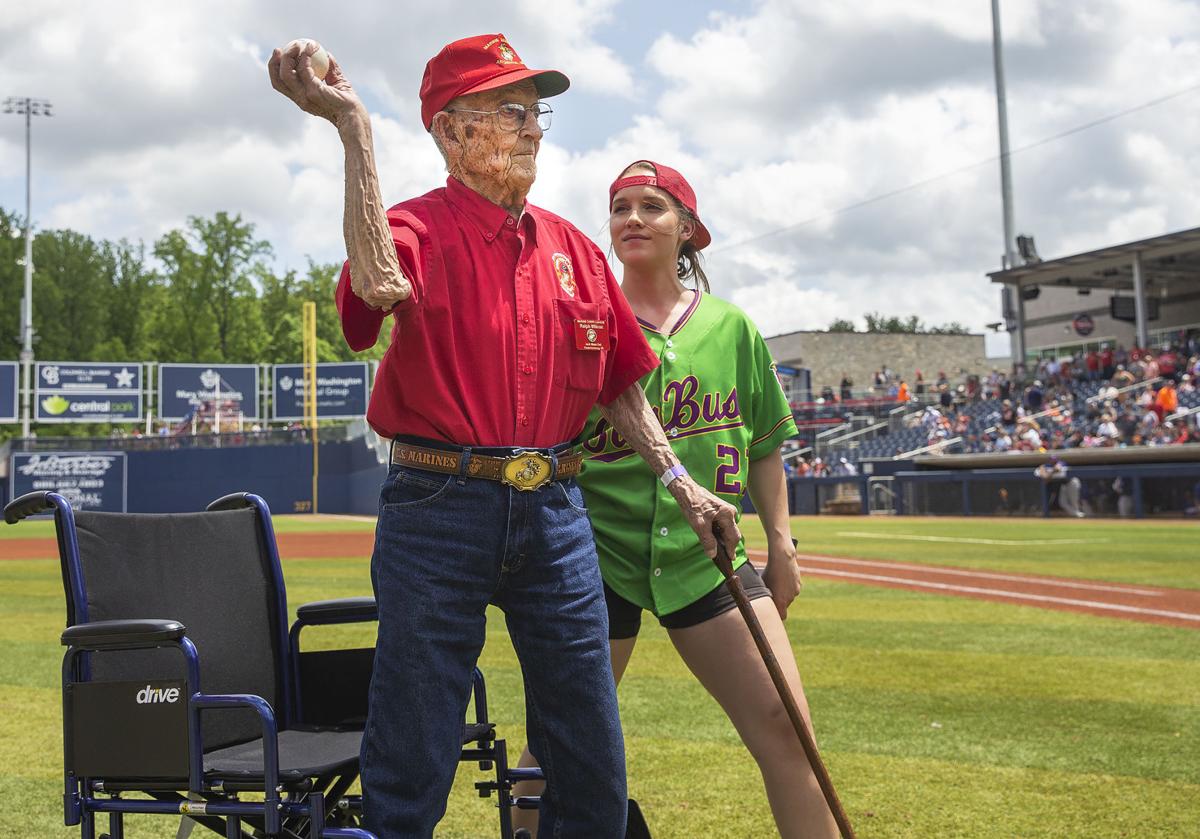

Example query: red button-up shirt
[336,177,659,448]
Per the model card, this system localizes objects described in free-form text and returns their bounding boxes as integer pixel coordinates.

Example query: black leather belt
[392,442,582,492]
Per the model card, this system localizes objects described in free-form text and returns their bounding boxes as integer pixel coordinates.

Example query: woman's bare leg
[668,598,839,839]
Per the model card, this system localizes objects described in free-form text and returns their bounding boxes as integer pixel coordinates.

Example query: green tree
[863,311,925,334]
[0,208,24,359]
[32,229,110,360]
[927,322,971,335]
[151,212,269,362]
[826,318,857,333]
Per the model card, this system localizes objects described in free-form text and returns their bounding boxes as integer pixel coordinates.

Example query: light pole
[990,1,1028,368]
[3,96,53,438]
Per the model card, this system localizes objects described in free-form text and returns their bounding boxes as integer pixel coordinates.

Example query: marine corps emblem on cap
[552,252,576,297]
[488,37,520,65]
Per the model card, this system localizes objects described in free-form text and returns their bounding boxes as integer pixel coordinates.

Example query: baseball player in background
[269,36,742,838]
[515,161,839,839]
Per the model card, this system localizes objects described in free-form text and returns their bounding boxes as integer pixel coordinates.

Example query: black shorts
[604,562,772,640]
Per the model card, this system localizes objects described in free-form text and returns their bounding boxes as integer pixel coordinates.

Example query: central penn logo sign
[136,684,181,705]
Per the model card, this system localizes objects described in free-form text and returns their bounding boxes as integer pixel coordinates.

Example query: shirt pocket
[553,298,607,394]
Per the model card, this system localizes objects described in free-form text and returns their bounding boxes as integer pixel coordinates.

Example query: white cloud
[3,0,1200,349]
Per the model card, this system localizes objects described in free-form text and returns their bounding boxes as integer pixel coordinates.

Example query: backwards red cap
[419,34,570,131]
[609,160,711,251]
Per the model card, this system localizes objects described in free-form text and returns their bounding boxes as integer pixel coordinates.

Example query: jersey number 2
[715,444,743,495]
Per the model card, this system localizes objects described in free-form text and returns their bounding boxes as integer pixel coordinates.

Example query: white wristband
[659,463,689,488]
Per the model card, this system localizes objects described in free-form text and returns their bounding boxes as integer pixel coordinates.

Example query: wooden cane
[711,530,856,839]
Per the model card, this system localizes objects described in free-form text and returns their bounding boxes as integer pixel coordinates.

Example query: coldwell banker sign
[10,452,128,512]
[0,361,16,423]
[35,361,142,423]
[158,363,261,421]
[272,362,370,420]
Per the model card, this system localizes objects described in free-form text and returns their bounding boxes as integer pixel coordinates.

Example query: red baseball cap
[419,34,570,131]
[608,160,712,250]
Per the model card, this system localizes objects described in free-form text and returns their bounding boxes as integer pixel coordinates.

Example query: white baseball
[308,42,330,82]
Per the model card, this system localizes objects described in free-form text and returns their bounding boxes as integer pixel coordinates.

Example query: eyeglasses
[444,101,553,132]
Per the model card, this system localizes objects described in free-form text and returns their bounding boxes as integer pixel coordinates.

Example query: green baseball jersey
[578,291,798,616]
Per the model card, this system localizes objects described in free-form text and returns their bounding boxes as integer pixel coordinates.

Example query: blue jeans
[361,459,627,838]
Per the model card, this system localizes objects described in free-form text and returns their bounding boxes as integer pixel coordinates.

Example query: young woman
[514,161,839,838]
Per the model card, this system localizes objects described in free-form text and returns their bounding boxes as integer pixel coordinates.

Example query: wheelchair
[4,490,535,839]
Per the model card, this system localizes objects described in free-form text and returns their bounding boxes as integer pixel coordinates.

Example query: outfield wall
[6,439,386,516]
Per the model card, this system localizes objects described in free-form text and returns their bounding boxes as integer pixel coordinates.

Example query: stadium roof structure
[988,225,1200,291]
[988,224,1200,354]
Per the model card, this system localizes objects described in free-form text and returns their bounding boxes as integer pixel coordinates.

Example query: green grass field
[1,515,1197,838]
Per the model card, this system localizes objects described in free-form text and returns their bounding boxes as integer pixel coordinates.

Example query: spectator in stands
[1159,347,1179,383]
[1142,352,1160,381]
[915,370,925,397]
[999,400,1017,429]
[896,380,910,402]
[939,386,953,410]
[836,457,858,477]
[1100,345,1115,379]
[1112,365,1135,387]
[840,375,853,402]
[1025,380,1044,412]
[1018,418,1044,450]
[1097,413,1119,442]
[1155,380,1179,423]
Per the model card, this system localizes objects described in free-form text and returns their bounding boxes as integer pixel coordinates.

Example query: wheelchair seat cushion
[205,728,363,782]
[204,723,496,782]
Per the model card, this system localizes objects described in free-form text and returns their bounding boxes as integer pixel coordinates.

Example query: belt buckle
[502,450,553,492]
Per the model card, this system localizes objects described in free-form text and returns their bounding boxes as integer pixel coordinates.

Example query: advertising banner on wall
[157,363,261,421]
[0,361,16,423]
[272,362,370,421]
[34,361,142,423]
[10,451,128,512]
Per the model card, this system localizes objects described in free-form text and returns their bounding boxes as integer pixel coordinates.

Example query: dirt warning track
[5,531,1198,629]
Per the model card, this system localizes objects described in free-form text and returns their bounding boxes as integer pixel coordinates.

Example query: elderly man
[269,34,740,838]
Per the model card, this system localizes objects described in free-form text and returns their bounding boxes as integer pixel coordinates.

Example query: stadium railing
[8,426,365,453]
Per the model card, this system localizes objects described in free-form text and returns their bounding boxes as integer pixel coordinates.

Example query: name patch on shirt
[575,319,606,351]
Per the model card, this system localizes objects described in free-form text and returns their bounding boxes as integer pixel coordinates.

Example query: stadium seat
[2,490,528,839]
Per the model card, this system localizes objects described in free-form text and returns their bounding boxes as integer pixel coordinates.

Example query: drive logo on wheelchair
[136,684,181,704]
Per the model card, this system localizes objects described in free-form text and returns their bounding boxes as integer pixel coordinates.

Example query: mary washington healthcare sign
[158,363,261,421]
[10,452,128,512]
[272,362,369,420]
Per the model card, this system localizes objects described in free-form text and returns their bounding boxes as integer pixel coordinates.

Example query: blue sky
[3,0,1200,360]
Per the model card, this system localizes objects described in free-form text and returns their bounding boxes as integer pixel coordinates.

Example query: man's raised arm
[268,39,410,312]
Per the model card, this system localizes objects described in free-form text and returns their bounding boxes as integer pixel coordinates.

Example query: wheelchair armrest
[61,619,186,651]
[4,490,55,524]
[296,597,378,625]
